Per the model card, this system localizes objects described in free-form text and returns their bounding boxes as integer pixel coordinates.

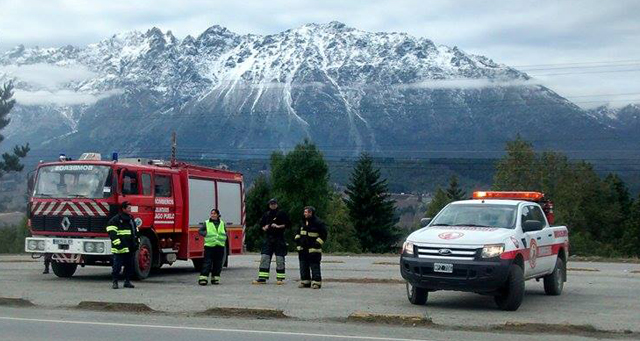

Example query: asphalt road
[1,254,639,339]
[0,307,609,341]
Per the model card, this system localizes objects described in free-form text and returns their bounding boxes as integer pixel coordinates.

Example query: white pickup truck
[400,191,569,311]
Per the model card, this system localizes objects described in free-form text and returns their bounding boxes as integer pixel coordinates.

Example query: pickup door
[520,204,555,277]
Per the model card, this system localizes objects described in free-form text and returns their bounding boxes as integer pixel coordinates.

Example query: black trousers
[43,253,52,271]
[112,253,135,282]
[200,246,225,278]
[298,251,322,283]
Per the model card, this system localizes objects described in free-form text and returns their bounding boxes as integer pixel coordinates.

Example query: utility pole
[171,132,177,166]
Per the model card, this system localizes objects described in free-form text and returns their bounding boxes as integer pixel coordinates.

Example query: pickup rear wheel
[51,262,77,278]
[494,265,524,311]
[406,282,428,305]
[544,257,565,295]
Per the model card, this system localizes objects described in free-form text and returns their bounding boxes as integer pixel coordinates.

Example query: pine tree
[493,136,538,191]
[0,82,29,178]
[324,193,361,253]
[425,187,450,218]
[344,153,399,253]
[446,175,465,201]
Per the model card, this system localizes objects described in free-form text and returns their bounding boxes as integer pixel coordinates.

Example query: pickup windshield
[33,164,113,199]
[430,204,517,229]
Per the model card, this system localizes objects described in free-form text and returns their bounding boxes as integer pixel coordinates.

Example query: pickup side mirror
[522,220,543,232]
[420,218,432,228]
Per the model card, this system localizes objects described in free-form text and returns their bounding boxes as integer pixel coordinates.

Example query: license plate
[434,263,453,273]
[53,239,73,245]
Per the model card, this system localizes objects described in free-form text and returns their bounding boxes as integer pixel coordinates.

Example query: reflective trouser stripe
[296,246,303,251]
[276,273,285,279]
[111,247,129,254]
[308,248,322,253]
[198,276,208,280]
[308,232,319,237]
[212,276,220,281]
[258,271,269,279]
[300,231,307,235]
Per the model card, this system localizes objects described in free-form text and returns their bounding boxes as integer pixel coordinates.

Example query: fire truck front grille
[415,245,479,261]
[31,215,110,233]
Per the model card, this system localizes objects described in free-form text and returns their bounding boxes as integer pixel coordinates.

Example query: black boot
[123,281,135,289]
[112,280,119,289]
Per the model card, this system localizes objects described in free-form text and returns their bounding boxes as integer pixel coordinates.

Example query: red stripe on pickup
[500,242,566,260]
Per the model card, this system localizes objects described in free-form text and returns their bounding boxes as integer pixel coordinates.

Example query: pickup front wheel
[544,257,565,295]
[406,282,428,305]
[494,265,524,311]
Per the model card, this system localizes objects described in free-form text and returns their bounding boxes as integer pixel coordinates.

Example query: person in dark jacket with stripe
[106,201,139,289]
[295,206,328,289]
[197,209,227,285]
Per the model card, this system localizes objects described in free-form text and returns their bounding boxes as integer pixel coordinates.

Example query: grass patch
[77,301,154,313]
[0,297,35,307]
[348,312,433,327]
[372,261,399,265]
[198,307,287,319]
[567,268,600,272]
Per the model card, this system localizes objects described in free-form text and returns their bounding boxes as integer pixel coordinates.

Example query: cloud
[0,63,96,89]
[14,89,123,106]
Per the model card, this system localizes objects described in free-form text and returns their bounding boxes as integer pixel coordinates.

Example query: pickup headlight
[481,244,505,258]
[402,241,414,255]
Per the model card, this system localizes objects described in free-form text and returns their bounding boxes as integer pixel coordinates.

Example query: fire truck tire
[406,282,428,305]
[544,257,565,295]
[192,258,204,272]
[52,262,77,278]
[134,236,152,280]
[494,265,524,311]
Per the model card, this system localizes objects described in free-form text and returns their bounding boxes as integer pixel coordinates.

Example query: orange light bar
[473,191,544,201]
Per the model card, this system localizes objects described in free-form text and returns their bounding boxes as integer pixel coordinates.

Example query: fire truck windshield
[430,204,517,229]
[33,165,113,199]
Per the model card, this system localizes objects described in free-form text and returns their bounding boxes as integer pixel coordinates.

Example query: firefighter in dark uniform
[296,206,327,289]
[197,209,227,285]
[252,198,290,285]
[106,201,139,289]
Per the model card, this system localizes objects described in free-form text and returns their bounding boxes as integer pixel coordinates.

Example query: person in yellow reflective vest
[295,206,328,289]
[197,209,227,285]
[106,201,139,289]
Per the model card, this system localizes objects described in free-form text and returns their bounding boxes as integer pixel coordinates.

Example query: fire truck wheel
[134,236,152,280]
[544,257,565,295]
[51,262,77,278]
[406,282,428,305]
[494,265,524,311]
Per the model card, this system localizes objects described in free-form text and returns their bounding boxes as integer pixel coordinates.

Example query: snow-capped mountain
[0,22,635,159]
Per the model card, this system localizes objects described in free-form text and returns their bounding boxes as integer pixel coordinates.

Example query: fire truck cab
[25,153,245,279]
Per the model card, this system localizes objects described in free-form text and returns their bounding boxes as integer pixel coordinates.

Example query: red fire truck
[24,153,245,279]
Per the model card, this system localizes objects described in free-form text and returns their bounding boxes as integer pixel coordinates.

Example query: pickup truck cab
[400,191,569,311]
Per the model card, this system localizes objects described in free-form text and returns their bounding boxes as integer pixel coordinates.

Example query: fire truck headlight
[37,241,45,251]
[96,243,105,253]
[481,244,505,258]
[28,240,38,251]
[84,242,95,253]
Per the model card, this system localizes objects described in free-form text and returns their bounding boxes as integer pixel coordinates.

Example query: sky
[0,0,639,108]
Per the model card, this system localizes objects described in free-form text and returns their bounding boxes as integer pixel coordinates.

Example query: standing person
[252,198,290,285]
[42,253,52,274]
[198,209,227,286]
[296,206,327,289]
[106,201,139,289]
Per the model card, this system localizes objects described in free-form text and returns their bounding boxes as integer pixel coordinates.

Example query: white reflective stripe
[42,202,58,216]
[101,202,110,213]
[91,202,106,216]
[52,202,65,216]
[68,202,82,216]
[62,209,73,216]
[77,202,95,216]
